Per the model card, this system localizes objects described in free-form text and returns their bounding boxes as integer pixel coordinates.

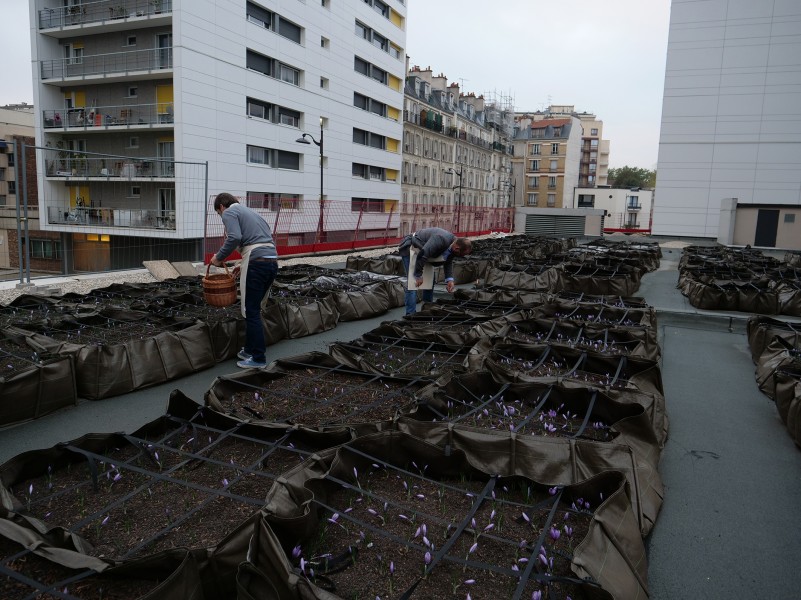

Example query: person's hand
[210,256,223,268]
[415,276,424,288]
[446,280,455,293]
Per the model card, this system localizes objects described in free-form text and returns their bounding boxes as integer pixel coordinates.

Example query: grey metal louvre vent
[524,214,586,237]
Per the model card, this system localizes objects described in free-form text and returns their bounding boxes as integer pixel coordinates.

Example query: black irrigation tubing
[500,385,554,433]
[399,477,497,600]
[561,351,587,378]
[440,382,516,425]
[570,390,598,440]
[511,488,563,600]
[610,356,627,388]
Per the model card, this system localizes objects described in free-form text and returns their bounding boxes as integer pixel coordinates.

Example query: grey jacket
[215,203,277,262]
[398,227,456,279]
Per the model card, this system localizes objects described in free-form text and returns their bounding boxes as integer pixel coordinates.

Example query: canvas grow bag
[261,287,339,344]
[746,316,801,363]
[773,367,801,448]
[754,336,801,399]
[262,430,648,598]
[309,275,390,322]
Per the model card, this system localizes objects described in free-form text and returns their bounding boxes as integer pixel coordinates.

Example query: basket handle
[206,262,231,278]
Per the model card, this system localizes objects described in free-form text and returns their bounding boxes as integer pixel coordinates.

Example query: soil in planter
[0,340,47,380]
[0,537,154,600]
[225,371,418,426]
[505,325,639,357]
[342,341,467,377]
[292,465,598,599]
[492,353,631,391]
[11,424,306,559]
[42,320,179,346]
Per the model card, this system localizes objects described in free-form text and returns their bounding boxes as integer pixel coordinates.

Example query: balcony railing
[44,154,175,179]
[43,103,174,130]
[627,203,642,211]
[40,47,173,81]
[38,0,173,29]
[47,206,176,230]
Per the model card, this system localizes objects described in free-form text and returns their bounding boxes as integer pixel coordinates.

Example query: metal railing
[44,153,174,179]
[43,103,174,130]
[40,47,173,81]
[38,0,172,29]
[47,206,176,230]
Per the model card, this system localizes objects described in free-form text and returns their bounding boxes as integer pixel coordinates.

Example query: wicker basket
[203,263,238,307]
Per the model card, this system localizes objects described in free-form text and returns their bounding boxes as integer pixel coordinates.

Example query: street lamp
[445,167,463,233]
[296,118,325,243]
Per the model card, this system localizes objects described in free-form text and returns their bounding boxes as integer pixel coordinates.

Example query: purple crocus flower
[549,527,561,541]
[532,591,543,600]
[292,545,302,559]
[424,551,431,565]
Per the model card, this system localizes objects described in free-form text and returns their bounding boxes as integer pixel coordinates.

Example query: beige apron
[237,242,275,317]
[407,247,447,291]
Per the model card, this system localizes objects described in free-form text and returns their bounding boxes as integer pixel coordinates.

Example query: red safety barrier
[204,197,514,262]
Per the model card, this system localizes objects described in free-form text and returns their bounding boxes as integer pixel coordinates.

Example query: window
[127,86,138,97]
[278,107,300,127]
[529,159,540,171]
[321,36,329,48]
[352,163,385,180]
[130,185,141,197]
[530,144,540,155]
[246,49,301,86]
[7,152,14,167]
[590,139,599,148]
[531,128,544,139]
[527,176,539,188]
[247,145,299,169]
[320,77,329,89]
[547,193,556,207]
[351,197,385,212]
[551,143,559,154]
[247,191,300,211]
[354,56,387,84]
[246,2,302,43]
[0,168,5,180]
[363,0,388,18]
[527,193,538,206]
[0,195,5,206]
[577,194,594,208]
[127,136,139,148]
[549,160,558,172]
[627,195,640,208]
[785,214,796,223]
[353,127,386,150]
[8,181,16,194]
[29,239,62,260]
[353,92,387,117]
[548,176,557,188]
[553,127,562,136]
[591,128,598,135]
[356,20,369,39]
[126,35,137,46]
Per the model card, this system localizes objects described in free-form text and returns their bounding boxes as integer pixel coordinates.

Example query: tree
[608,166,656,189]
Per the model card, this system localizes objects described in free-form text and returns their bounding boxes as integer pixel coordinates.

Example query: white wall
[654,0,801,237]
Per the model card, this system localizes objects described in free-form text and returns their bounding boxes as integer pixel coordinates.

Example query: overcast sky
[1,0,671,169]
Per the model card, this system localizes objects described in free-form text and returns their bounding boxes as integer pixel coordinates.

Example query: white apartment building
[30,0,406,271]
[654,0,801,243]
[574,186,653,234]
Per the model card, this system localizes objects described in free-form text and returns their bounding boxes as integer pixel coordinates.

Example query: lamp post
[445,167,463,233]
[296,118,325,243]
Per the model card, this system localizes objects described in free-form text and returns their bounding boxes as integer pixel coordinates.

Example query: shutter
[524,214,585,237]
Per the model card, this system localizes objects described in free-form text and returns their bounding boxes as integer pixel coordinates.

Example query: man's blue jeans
[401,254,433,315]
[243,260,278,363]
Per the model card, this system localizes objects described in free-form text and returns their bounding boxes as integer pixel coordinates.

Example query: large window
[247,97,301,128]
[529,159,540,171]
[246,145,300,170]
[28,238,62,260]
[352,163,385,181]
[246,2,301,43]
[246,49,301,86]
[354,56,387,85]
[351,197,385,212]
[247,191,300,211]
[363,0,389,18]
[353,128,386,150]
[527,193,538,206]
[353,92,387,117]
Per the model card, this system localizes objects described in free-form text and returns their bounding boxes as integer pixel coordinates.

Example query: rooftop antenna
[458,77,469,89]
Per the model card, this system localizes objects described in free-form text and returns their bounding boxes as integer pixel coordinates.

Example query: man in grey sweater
[398,227,472,315]
[210,193,278,368]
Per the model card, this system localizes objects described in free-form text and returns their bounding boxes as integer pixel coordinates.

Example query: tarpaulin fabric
[262,289,339,343]
[746,316,801,363]
[773,368,801,448]
[754,336,801,399]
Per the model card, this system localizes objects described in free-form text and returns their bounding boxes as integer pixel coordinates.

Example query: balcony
[40,47,173,84]
[38,0,172,35]
[44,153,175,180]
[47,205,176,230]
[627,203,642,211]
[43,103,173,131]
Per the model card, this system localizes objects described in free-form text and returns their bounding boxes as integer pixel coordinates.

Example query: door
[156,33,172,69]
[157,139,174,177]
[754,209,779,247]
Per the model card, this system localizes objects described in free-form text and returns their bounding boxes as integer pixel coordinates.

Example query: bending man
[398,227,472,315]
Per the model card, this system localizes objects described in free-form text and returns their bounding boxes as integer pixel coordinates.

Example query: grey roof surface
[2,247,801,598]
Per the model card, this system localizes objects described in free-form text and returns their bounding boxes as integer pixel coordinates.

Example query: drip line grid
[330,336,471,377]
[7,414,313,561]
[289,445,604,600]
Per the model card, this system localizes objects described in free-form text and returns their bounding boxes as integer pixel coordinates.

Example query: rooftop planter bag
[204,352,425,434]
[261,430,648,599]
[746,316,801,363]
[773,367,801,448]
[453,286,550,306]
[482,264,561,291]
[754,336,801,400]
[309,274,390,322]
[556,264,642,297]
[0,330,77,427]
[775,279,801,316]
[382,310,529,347]
[12,309,216,400]
[328,333,471,380]
[425,297,528,319]
[0,523,206,600]
[493,316,661,361]
[0,406,318,565]
[345,253,405,276]
[261,286,339,344]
